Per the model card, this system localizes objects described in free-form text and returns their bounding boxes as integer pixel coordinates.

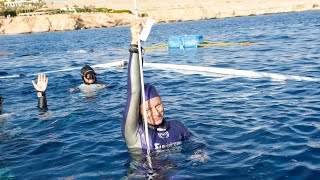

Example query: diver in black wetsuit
[31,74,48,111]
[80,65,97,85]
[69,65,106,93]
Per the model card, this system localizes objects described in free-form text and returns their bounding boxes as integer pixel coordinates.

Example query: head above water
[144,83,159,102]
[81,65,97,85]
[140,84,164,126]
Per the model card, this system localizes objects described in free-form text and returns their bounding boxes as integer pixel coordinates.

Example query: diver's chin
[153,117,164,125]
[85,81,94,84]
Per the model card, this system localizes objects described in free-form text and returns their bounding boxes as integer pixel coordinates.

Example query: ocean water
[0,10,320,179]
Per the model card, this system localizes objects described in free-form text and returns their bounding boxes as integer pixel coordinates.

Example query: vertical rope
[133,0,151,155]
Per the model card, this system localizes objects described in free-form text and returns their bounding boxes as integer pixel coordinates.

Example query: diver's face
[83,73,96,84]
[140,96,164,125]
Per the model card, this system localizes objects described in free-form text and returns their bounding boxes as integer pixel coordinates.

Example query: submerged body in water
[74,83,106,93]
[124,136,209,179]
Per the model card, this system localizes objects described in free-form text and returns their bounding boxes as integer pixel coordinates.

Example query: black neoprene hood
[80,65,95,76]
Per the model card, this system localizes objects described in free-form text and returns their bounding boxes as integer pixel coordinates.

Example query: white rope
[134,0,151,155]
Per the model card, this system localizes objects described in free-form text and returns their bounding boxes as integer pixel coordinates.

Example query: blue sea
[1,10,320,179]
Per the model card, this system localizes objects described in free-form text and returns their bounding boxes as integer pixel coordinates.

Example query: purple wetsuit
[122,49,191,152]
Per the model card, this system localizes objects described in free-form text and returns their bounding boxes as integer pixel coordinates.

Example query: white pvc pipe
[144,63,320,82]
[0,60,126,79]
[37,60,126,76]
[2,60,317,82]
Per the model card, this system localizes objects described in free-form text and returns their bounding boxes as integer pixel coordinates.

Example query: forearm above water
[122,51,142,148]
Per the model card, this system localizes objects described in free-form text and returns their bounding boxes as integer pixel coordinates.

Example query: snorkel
[80,65,97,85]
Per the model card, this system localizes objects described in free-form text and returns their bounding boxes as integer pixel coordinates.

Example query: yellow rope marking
[144,40,265,50]
[144,44,167,50]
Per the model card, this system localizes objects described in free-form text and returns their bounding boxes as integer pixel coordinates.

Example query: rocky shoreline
[0,13,134,35]
[1,0,320,35]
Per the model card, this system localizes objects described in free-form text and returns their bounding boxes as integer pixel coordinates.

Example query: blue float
[168,35,204,49]
[168,36,184,49]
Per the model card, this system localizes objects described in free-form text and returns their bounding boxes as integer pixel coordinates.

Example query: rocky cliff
[1,0,320,35]
[0,13,133,35]
[133,0,320,22]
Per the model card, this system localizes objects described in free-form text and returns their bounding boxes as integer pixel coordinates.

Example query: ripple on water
[28,141,65,155]
[290,124,318,135]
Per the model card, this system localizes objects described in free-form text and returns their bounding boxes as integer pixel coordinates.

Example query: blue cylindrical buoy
[168,35,204,49]
[168,36,184,49]
[183,35,204,48]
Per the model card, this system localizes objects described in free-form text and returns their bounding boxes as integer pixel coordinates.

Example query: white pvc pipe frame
[1,60,318,82]
[144,63,320,82]
[0,60,127,79]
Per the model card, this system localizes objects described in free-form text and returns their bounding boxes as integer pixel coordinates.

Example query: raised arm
[122,20,144,149]
[32,74,48,110]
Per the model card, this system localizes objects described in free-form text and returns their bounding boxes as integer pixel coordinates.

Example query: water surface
[0,10,320,179]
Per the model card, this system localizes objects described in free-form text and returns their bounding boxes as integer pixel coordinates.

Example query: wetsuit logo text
[154,141,182,150]
[157,131,169,139]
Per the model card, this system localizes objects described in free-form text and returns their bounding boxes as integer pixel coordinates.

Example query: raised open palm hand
[32,74,48,92]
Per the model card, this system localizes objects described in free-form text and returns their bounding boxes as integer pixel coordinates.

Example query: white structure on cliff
[4,0,41,7]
